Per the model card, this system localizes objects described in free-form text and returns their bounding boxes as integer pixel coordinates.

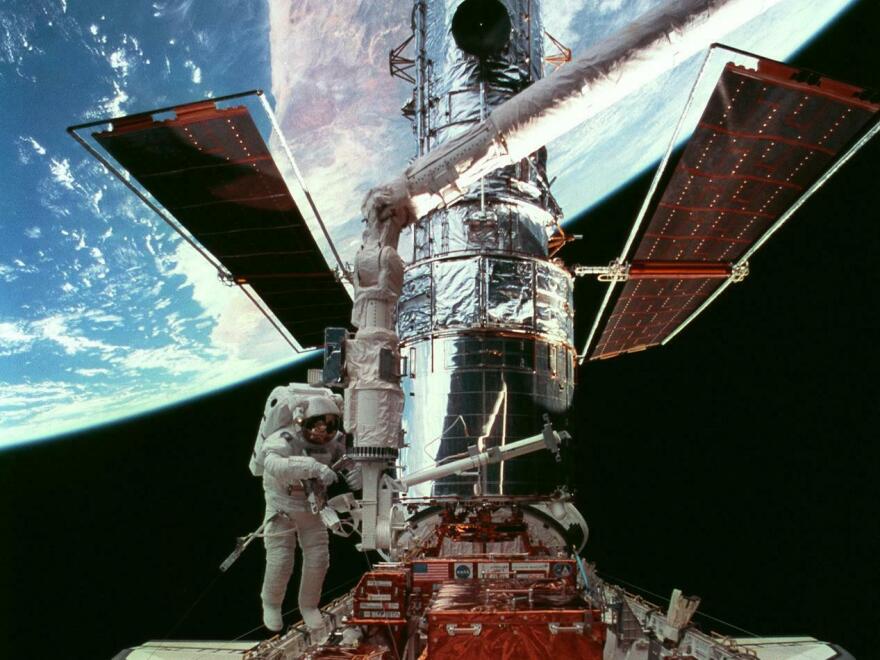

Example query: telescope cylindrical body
[398,0,575,497]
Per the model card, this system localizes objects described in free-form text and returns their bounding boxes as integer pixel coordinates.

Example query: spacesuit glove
[312,462,338,486]
[343,465,363,491]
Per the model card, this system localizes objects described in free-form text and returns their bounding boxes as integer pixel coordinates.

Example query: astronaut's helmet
[302,396,341,444]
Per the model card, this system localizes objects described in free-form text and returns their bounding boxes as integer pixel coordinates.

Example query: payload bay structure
[71,0,879,658]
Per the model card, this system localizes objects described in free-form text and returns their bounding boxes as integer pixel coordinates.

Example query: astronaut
[251,388,346,633]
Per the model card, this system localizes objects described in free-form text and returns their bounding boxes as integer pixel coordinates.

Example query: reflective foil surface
[400,0,574,496]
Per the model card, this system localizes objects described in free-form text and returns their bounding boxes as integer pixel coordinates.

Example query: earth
[0,0,857,447]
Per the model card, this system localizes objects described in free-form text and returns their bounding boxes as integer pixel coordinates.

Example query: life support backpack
[248,384,343,476]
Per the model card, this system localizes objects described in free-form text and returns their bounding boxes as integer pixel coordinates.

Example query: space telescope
[69,0,878,658]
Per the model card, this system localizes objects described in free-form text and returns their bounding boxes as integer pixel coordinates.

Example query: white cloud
[74,368,111,377]
[10,259,38,275]
[0,264,16,283]
[18,135,46,156]
[89,24,99,36]
[0,380,149,447]
[84,310,122,324]
[49,157,75,190]
[24,226,42,238]
[125,34,141,53]
[108,47,131,77]
[32,315,117,356]
[0,356,305,448]
[267,2,414,266]
[167,242,293,362]
[183,59,202,84]
[0,322,33,355]
[91,188,104,213]
[116,344,210,375]
[97,80,130,117]
[0,381,84,410]
[597,0,626,12]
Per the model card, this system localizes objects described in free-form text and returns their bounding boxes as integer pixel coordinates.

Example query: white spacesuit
[250,388,346,633]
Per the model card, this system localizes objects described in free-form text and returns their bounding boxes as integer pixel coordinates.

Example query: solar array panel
[93,100,351,350]
[590,58,879,360]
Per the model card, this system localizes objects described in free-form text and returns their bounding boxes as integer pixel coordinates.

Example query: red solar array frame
[590,58,879,360]
[93,101,351,349]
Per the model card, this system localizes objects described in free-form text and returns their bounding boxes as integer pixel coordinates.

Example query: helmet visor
[303,414,339,435]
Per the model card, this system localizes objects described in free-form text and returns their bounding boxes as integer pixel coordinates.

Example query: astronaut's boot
[301,607,323,630]
[302,607,329,643]
[262,601,284,632]
[340,626,363,646]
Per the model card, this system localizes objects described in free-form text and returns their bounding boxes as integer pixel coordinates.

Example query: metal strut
[389,33,416,84]
[544,31,572,67]
[574,260,740,282]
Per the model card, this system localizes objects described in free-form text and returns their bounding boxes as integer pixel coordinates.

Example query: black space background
[2,4,879,658]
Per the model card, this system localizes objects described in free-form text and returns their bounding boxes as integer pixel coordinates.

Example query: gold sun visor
[70,92,351,351]
[586,54,880,361]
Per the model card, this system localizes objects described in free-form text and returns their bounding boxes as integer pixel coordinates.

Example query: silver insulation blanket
[434,257,481,327]
[485,259,534,327]
[535,262,573,341]
[403,0,785,216]
[424,0,544,146]
[410,202,551,262]
[413,0,555,226]
[425,2,537,148]
[398,0,576,497]
[397,256,572,343]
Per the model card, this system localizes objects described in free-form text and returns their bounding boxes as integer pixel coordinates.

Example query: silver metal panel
[535,262,574,342]
[398,255,573,344]
[418,0,555,239]
[485,258,534,327]
[401,334,575,497]
[425,0,545,148]
[398,262,432,337]
[410,201,552,262]
[433,257,481,328]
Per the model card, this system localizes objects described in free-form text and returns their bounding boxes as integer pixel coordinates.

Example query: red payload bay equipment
[426,579,604,659]
[350,568,408,625]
